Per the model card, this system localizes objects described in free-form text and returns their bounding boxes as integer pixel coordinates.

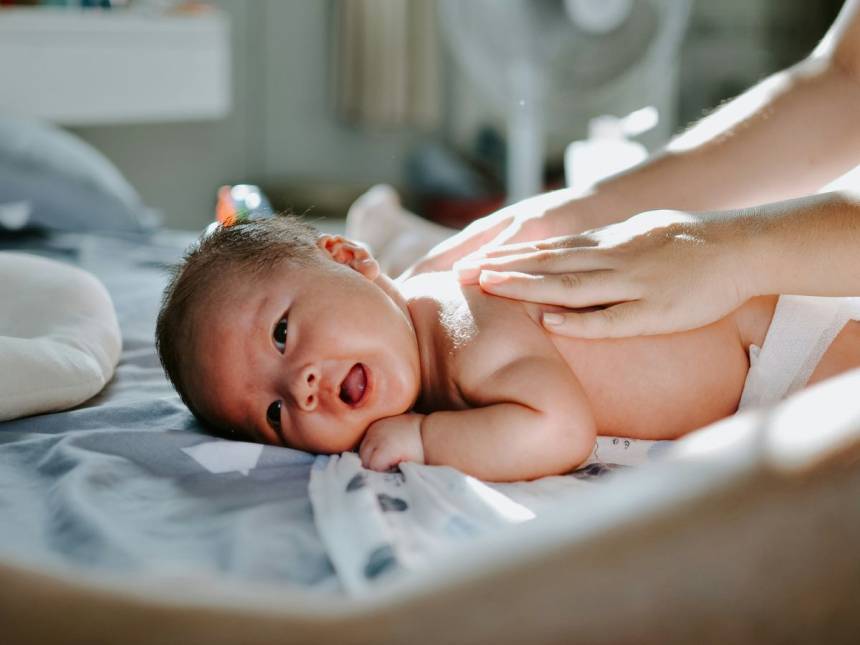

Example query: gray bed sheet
[0,230,338,592]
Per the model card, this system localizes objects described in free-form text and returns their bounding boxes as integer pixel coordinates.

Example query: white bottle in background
[565,106,657,192]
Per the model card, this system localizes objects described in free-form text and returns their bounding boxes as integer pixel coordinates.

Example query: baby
[156,215,859,482]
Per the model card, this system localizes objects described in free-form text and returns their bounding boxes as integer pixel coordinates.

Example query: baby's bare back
[410,274,860,450]
[465,288,766,441]
[548,317,752,439]
[407,273,771,442]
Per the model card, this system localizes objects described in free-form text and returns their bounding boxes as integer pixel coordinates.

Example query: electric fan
[438,0,691,202]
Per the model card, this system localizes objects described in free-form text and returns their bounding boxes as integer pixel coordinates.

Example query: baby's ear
[317,234,380,279]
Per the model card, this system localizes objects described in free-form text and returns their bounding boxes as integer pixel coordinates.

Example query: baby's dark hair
[155,214,320,430]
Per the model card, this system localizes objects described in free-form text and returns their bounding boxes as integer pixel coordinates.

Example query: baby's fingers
[542,301,653,339]
[358,437,392,471]
[358,437,378,468]
[366,447,399,472]
[476,270,632,310]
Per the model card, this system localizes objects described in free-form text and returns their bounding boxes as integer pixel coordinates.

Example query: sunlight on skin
[591,209,701,246]
[667,69,794,153]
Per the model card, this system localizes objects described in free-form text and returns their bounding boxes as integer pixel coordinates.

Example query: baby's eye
[266,400,282,431]
[273,316,288,352]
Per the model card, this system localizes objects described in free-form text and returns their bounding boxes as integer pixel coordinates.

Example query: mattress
[2,228,860,644]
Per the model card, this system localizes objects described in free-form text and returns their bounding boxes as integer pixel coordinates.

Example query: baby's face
[189,236,421,453]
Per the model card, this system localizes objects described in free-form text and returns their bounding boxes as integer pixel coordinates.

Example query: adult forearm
[737,191,860,298]
[565,57,860,231]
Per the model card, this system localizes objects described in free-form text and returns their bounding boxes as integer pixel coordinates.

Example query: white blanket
[309,436,668,594]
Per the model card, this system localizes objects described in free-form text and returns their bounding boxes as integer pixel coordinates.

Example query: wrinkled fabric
[0,231,337,592]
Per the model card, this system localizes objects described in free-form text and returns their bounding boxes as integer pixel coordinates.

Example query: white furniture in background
[0,7,230,125]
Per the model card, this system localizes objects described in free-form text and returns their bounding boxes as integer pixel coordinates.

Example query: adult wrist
[738,191,860,298]
[706,208,773,299]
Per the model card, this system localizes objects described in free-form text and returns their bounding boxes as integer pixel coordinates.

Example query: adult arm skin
[563,0,860,222]
[407,0,860,276]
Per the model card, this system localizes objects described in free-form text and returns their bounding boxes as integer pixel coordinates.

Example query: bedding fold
[310,436,667,595]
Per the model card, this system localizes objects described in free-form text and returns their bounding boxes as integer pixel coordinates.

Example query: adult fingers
[455,247,611,284]
[461,241,541,264]
[541,301,654,339]
[402,214,513,277]
[476,270,634,309]
[474,233,599,260]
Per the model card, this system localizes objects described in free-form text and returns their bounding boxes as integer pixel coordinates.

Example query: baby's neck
[369,270,456,410]
[397,272,466,412]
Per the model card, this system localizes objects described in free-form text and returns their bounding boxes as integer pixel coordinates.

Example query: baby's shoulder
[404,272,565,399]
[454,285,565,392]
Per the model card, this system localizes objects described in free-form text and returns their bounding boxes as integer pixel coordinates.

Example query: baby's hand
[359,413,425,472]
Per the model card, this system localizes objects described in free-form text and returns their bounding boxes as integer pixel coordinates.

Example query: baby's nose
[291,364,320,412]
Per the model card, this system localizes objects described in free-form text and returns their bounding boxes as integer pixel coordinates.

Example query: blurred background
[0,0,844,232]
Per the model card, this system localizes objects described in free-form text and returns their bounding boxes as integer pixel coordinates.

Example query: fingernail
[479,270,507,284]
[543,313,563,325]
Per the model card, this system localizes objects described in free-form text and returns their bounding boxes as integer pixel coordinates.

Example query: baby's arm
[359,355,596,482]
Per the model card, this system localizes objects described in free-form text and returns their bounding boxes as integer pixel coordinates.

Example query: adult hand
[455,209,753,338]
[401,188,599,278]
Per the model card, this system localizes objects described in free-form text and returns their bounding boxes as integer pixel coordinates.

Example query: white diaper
[739,295,860,410]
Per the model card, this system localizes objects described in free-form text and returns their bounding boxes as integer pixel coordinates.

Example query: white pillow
[0,252,121,422]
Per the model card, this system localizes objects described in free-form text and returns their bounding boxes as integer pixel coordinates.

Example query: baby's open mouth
[339,363,368,407]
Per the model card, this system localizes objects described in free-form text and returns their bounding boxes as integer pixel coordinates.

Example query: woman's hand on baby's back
[359,413,425,472]
[455,209,754,338]
[402,189,588,278]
